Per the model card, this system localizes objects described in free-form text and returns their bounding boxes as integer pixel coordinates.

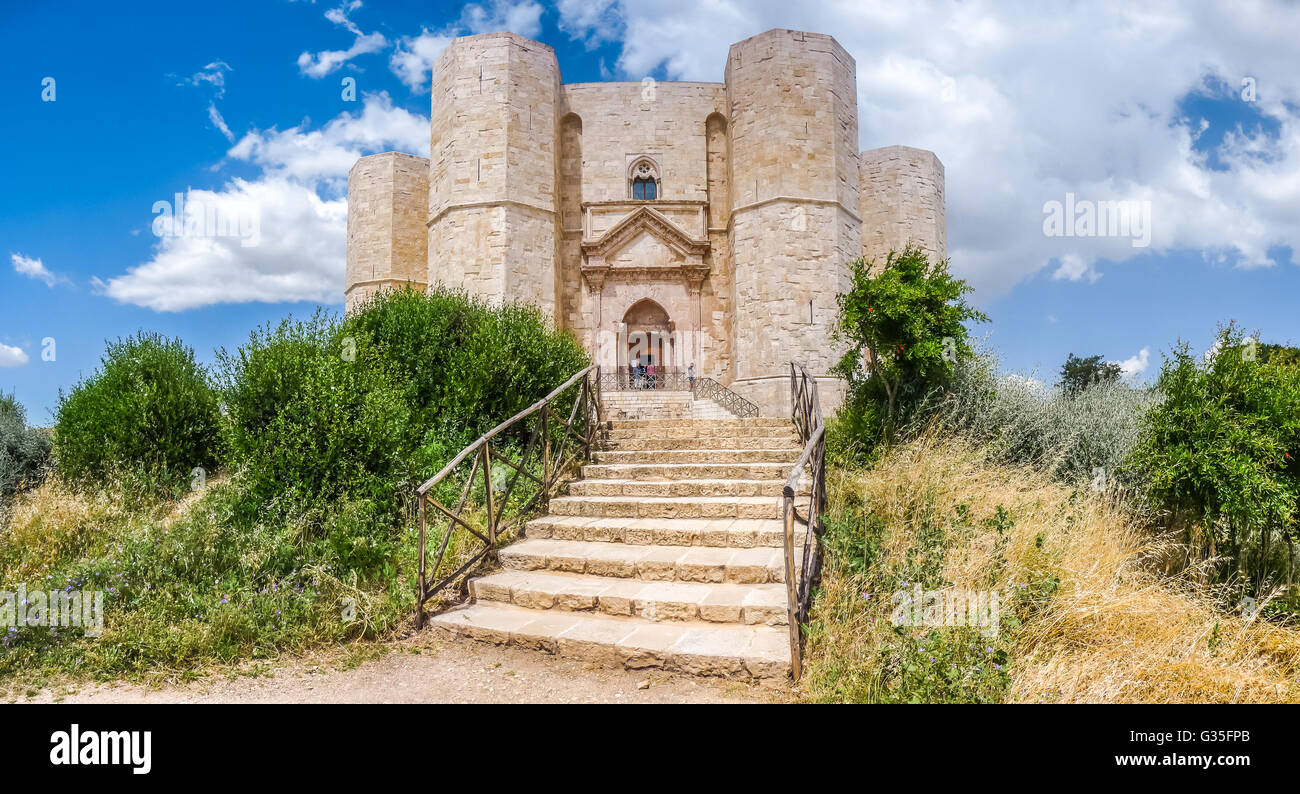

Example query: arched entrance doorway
[622,298,675,384]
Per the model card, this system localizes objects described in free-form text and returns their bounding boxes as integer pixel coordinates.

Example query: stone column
[582,262,609,365]
[684,265,708,374]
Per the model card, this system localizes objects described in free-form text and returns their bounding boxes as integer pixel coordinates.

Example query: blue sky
[3,0,1300,421]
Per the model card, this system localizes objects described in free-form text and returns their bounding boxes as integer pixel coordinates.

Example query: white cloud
[99,93,428,312]
[208,102,235,142]
[180,61,232,97]
[390,31,456,91]
[97,178,347,311]
[1119,347,1152,379]
[1052,253,1102,284]
[557,1,1300,302]
[298,1,388,78]
[461,0,544,37]
[0,344,28,368]
[11,253,64,287]
[557,0,621,45]
[388,1,545,91]
[226,92,427,186]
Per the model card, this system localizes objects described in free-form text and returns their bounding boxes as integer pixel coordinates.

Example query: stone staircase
[600,390,740,421]
[427,416,804,682]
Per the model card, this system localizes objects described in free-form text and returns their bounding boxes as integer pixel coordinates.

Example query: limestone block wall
[601,391,694,421]
[559,82,726,203]
[345,151,430,312]
[724,29,861,416]
[427,32,561,317]
[859,145,946,267]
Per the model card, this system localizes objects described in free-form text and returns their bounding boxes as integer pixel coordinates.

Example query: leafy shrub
[216,312,410,523]
[1,289,592,685]
[340,286,589,465]
[924,348,1160,485]
[0,393,51,502]
[1130,323,1300,589]
[54,333,221,491]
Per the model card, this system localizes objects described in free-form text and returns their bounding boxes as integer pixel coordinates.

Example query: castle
[344,28,946,416]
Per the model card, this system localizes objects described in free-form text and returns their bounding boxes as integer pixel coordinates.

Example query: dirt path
[21,634,778,704]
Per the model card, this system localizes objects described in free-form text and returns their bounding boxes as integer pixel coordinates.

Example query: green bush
[0,393,52,501]
[340,286,589,467]
[54,332,221,491]
[922,349,1160,486]
[216,312,410,520]
[1130,323,1300,590]
[2,288,593,684]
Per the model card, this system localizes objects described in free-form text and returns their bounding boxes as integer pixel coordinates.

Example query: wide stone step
[605,425,798,440]
[469,570,789,625]
[498,538,791,583]
[593,448,802,465]
[607,418,791,430]
[548,494,781,520]
[604,436,799,451]
[583,462,796,481]
[569,478,798,498]
[525,516,785,548]
[427,601,790,680]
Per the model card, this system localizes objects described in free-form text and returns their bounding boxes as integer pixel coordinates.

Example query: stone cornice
[582,199,709,208]
[727,195,862,225]
[344,277,429,292]
[427,198,556,227]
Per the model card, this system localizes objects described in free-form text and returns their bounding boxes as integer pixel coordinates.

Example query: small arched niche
[559,113,583,230]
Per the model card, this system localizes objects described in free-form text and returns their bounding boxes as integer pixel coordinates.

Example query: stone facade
[345,28,947,416]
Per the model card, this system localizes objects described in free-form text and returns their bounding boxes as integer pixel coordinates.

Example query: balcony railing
[597,367,760,418]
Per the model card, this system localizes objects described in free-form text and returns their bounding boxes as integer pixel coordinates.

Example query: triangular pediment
[582,206,708,261]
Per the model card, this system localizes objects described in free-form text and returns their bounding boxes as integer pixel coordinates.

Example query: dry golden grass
[1,478,118,582]
[809,434,1300,703]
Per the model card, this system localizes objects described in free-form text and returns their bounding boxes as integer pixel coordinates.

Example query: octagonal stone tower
[860,145,947,268]
[724,29,862,412]
[426,32,562,318]
[344,151,430,311]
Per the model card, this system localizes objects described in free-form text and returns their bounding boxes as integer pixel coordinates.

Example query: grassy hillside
[804,435,1300,703]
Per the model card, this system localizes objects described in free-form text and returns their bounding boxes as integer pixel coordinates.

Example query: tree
[833,246,987,437]
[1058,353,1123,394]
[1130,322,1300,590]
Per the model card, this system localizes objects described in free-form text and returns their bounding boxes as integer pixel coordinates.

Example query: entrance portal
[622,298,675,382]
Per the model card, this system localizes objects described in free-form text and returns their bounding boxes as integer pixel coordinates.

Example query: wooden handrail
[417,364,598,496]
[782,361,827,681]
[415,363,604,627]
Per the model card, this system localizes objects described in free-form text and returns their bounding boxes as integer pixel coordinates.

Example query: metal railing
[598,367,693,392]
[597,367,759,418]
[692,377,759,418]
[414,364,604,626]
[782,362,827,681]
